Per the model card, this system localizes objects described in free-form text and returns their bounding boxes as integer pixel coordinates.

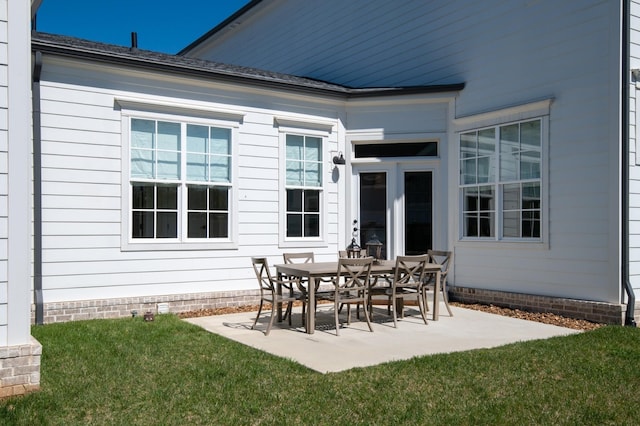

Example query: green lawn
[1,314,639,425]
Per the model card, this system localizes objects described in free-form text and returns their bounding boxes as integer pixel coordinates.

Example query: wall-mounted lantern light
[332,152,346,165]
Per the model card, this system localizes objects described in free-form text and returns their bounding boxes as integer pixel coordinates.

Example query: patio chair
[318,256,374,336]
[337,248,369,317]
[250,257,303,336]
[421,250,454,317]
[283,252,316,324]
[384,254,430,327]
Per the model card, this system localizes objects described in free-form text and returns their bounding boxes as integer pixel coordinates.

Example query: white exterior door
[352,163,433,259]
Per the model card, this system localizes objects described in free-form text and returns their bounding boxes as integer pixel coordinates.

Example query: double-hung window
[127,116,234,248]
[460,119,542,240]
[285,134,323,238]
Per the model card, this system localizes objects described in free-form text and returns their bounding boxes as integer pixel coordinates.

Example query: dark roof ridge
[179,0,265,56]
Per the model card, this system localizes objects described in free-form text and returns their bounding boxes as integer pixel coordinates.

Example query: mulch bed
[448,302,604,331]
[177,301,604,331]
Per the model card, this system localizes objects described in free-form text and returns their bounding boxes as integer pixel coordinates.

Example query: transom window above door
[354,141,438,158]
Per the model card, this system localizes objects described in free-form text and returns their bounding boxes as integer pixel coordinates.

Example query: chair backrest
[339,249,367,258]
[336,256,373,290]
[283,252,314,264]
[393,254,429,288]
[427,250,452,281]
[251,257,275,292]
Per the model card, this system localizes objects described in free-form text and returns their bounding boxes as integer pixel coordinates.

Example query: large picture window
[460,119,542,240]
[129,118,232,243]
[285,134,322,238]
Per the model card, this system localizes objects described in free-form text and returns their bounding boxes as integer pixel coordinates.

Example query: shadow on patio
[184,301,580,373]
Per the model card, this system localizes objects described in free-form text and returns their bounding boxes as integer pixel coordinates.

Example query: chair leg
[391,290,398,328]
[301,301,306,326]
[334,298,341,336]
[265,301,277,336]
[417,288,429,325]
[442,284,454,316]
[362,294,373,332]
[286,301,293,326]
[252,299,264,330]
[282,287,295,321]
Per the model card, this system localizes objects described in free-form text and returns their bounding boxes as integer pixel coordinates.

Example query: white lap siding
[37,57,343,304]
[193,0,625,304]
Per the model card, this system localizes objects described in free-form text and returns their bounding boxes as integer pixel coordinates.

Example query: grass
[1,315,639,425]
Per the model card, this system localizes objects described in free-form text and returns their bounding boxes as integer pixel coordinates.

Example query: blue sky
[34,0,251,54]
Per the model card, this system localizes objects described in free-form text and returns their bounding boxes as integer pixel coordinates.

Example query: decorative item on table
[346,219,361,258]
[365,234,383,264]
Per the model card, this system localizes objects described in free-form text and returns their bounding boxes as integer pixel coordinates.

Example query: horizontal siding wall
[197,0,624,304]
[37,58,344,305]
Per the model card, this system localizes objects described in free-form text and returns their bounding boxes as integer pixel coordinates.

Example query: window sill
[456,238,548,251]
[121,240,238,252]
[279,239,328,249]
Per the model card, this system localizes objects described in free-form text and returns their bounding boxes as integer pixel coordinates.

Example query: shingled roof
[32,32,464,98]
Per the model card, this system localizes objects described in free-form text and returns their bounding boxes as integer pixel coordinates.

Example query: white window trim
[454,98,553,132]
[453,100,551,250]
[276,119,333,248]
[120,104,242,251]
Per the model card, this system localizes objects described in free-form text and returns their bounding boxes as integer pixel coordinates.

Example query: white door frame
[351,161,438,258]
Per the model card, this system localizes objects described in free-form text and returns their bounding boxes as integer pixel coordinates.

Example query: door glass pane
[404,172,432,255]
[360,172,387,259]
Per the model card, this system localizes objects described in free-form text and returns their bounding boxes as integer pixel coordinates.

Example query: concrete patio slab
[184,303,580,373]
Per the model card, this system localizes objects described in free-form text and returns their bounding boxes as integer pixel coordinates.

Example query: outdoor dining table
[274,260,442,334]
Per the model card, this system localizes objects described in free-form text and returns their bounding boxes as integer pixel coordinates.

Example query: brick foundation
[32,290,261,324]
[449,286,626,325]
[30,287,631,326]
[0,337,42,399]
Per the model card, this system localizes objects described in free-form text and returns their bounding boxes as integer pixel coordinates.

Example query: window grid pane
[131,184,178,239]
[284,134,323,238]
[460,119,542,240]
[187,186,229,239]
[186,124,231,183]
[286,188,320,237]
[286,135,323,186]
[130,118,233,242]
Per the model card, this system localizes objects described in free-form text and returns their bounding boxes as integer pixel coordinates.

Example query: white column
[6,0,32,345]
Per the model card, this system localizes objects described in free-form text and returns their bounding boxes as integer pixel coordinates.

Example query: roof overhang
[32,33,465,100]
